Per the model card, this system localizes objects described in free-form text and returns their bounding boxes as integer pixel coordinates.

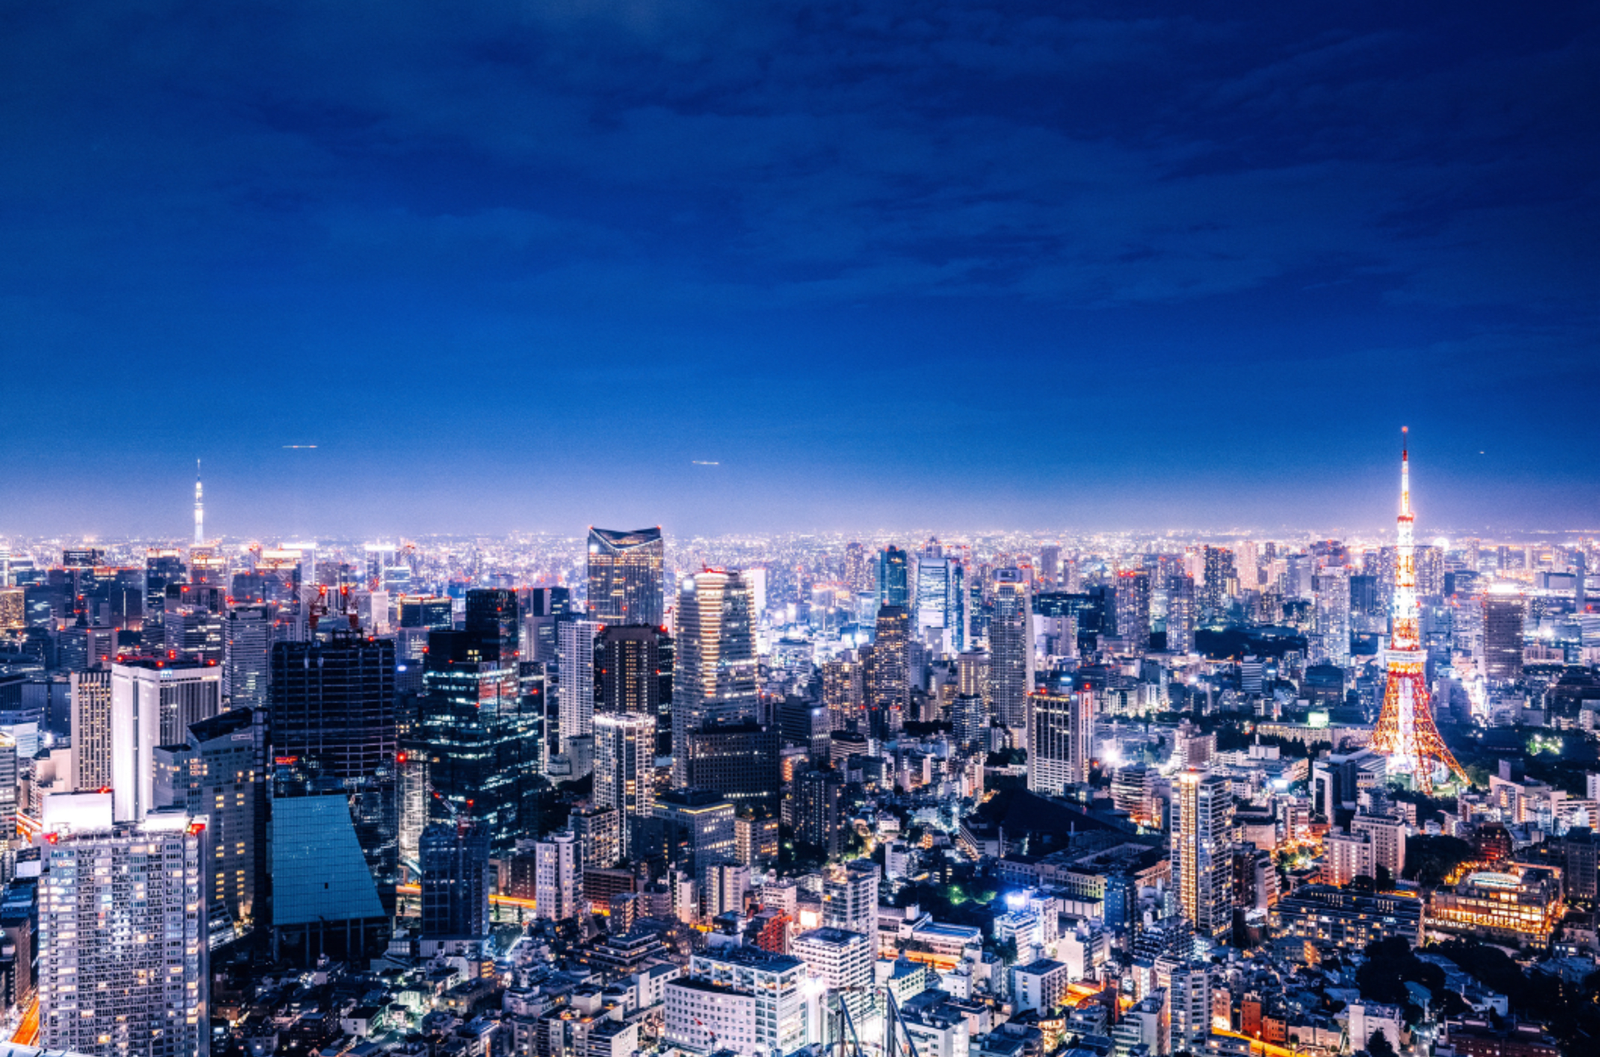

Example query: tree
[1366,1029,1397,1057]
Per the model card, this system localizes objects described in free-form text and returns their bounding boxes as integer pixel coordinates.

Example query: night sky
[3,1,1596,539]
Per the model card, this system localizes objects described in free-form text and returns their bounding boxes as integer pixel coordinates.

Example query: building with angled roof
[587,527,665,627]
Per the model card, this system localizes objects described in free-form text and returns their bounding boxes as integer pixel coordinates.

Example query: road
[1213,1026,1304,1057]
[10,994,38,1046]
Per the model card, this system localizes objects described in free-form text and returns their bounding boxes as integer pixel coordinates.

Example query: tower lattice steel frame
[1370,429,1467,794]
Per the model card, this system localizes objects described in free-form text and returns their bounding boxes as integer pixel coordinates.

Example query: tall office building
[69,668,113,791]
[1172,769,1234,940]
[1115,570,1151,651]
[464,587,520,662]
[682,722,781,814]
[1483,587,1526,682]
[224,603,273,709]
[111,659,222,822]
[521,585,572,666]
[143,548,186,645]
[878,546,909,608]
[418,629,542,853]
[1314,566,1352,667]
[672,570,757,786]
[844,542,870,593]
[269,781,391,963]
[535,829,583,921]
[989,568,1034,730]
[587,527,666,626]
[270,631,395,780]
[913,547,964,653]
[596,624,667,718]
[154,707,266,934]
[654,788,737,892]
[420,822,492,939]
[1026,688,1094,795]
[594,712,656,861]
[557,617,602,752]
[795,768,845,856]
[38,808,208,1057]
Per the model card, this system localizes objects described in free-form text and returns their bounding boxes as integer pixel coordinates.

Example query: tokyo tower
[1370,429,1466,793]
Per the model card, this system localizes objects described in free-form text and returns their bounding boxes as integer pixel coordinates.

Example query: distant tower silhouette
[193,459,204,545]
[1370,429,1466,793]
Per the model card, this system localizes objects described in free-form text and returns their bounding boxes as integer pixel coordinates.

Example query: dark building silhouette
[420,822,491,939]
[270,631,396,780]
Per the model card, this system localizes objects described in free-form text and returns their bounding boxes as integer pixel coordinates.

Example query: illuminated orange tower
[1370,429,1466,793]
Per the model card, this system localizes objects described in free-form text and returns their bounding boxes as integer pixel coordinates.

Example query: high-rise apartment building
[793,926,874,1025]
[1115,570,1151,651]
[795,768,845,856]
[587,527,666,626]
[989,568,1033,730]
[420,822,491,939]
[822,859,881,954]
[1026,688,1094,795]
[1172,769,1234,940]
[154,707,266,934]
[69,668,113,791]
[111,659,222,822]
[1166,575,1196,653]
[594,712,656,861]
[1314,566,1352,666]
[557,617,602,752]
[38,808,208,1057]
[869,604,911,715]
[535,829,582,921]
[270,631,395,780]
[672,570,757,787]
[1202,546,1236,621]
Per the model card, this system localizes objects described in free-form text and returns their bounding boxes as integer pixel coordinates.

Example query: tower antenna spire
[193,459,205,546]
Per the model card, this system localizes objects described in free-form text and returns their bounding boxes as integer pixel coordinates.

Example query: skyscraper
[155,706,267,935]
[535,829,583,921]
[418,629,542,853]
[869,604,911,718]
[1483,587,1526,682]
[420,822,491,939]
[1026,688,1094,795]
[594,711,656,861]
[269,631,396,781]
[672,570,757,787]
[224,603,273,709]
[989,568,1033,730]
[39,808,209,1057]
[1172,768,1234,941]
[878,545,909,608]
[1115,570,1151,651]
[69,668,113,791]
[587,527,666,626]
[557,617,601,756]
[111,658,222,822]
[1201,546,1236,622]
[1166,574,1196,653]
[822,859,881,954]
[143,547,186,646]
[464,587,520,662]
[1313,565,1352,667]
[596,623,667,717]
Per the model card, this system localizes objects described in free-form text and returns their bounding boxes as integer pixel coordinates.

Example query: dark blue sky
[3,1,1596,539]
